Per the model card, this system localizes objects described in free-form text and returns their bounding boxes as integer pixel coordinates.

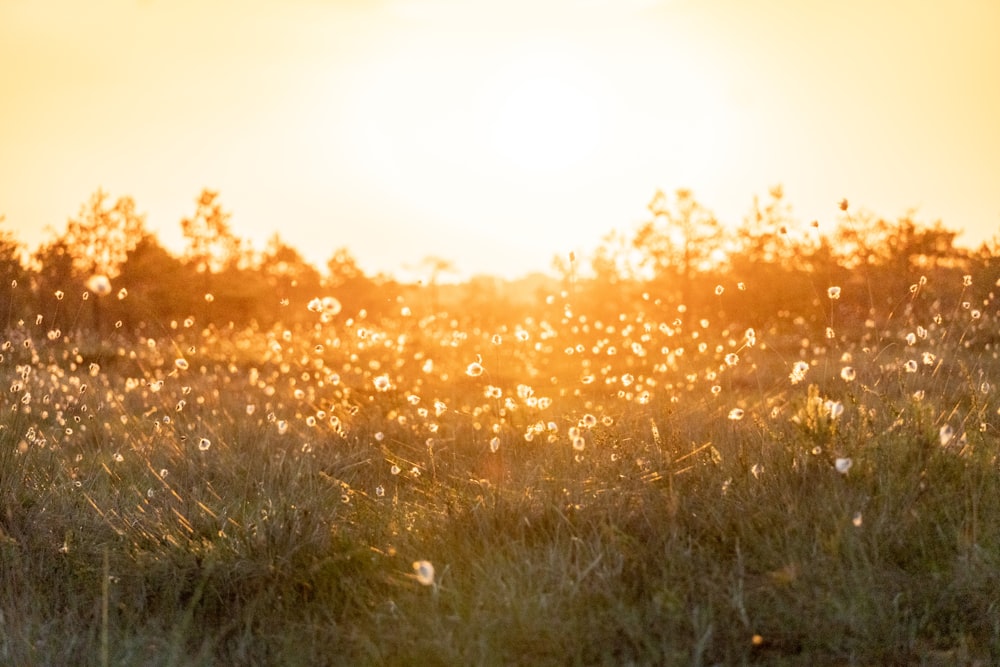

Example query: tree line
[1,186,997,337]
[1,189,397,334]
[555,186,999,338]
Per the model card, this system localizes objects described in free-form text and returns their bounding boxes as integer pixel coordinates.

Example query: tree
[633,188,724,308]
[324,247,383,318]
[260,234,322,308]
[113,232,187,333]
[180,189,243,275]
[0,216,25,327]
[62,190,146,280]
[416,255,456,313]
[56,190,146,332]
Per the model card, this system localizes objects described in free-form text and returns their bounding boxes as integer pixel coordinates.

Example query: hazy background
[2,0,998,279]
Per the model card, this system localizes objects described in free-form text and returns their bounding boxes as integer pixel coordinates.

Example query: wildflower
[174,358,189,371]
[789,361,809,384]
[840,366,856,382]
[825,400,844,420]
[939,424,955,447]
[724,353,739,367]
[728,408,745,421]
[412,560,435,586]
[904,360,918,373]
[751,463,763,479]
[827,286,841,300]
[489,436,500,453]
[572,436,586,451]
[852,512,863,527]
[86,274,112,296]
[962,274,972,287]
[198,438,211,451]
[834,457,852,474]
[580,413,597,428]
[373,374,392,392]
[466,361,484,377]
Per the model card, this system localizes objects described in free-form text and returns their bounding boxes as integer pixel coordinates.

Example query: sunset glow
[1,0,999,279]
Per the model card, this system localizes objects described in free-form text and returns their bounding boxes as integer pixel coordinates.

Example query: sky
[2,0,999,281]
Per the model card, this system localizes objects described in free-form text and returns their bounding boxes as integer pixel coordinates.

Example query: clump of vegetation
[1,188,998,664]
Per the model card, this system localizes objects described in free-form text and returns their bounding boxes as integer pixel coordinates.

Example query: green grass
[2,275,999,665]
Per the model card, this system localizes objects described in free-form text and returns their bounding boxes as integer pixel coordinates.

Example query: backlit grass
[2,268,999,665]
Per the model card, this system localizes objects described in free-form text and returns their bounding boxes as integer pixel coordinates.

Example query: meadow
[2,193,1000,664]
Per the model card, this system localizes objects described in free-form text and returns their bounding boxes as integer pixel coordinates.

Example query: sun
[482,43,605,175]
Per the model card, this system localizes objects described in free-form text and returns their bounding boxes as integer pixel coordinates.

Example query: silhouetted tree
[260,234,322,313]
[180,189,243,274]
[0,217,26,327]
[633,188,724,309]
[59,190,147,331]
[114,232,187,333]
[32,238,80,332]
[325,247,386,318]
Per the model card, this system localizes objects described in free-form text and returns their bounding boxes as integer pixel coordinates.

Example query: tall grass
[1,270,999,665]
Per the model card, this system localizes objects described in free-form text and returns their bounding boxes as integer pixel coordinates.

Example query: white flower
[412,560,435,586]
[834,457,852,474]
[86,274,112,296]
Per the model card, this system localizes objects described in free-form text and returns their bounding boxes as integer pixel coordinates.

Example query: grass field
[2,271,999,665]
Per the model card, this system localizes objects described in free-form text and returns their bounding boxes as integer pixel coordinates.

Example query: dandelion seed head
[412,560,435,586]
[827,286,841,300]
[789,361,809,384]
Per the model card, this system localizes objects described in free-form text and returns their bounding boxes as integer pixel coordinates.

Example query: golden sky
[2,0,999,279]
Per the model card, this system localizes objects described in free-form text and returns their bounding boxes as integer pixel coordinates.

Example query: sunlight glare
[485,47,604,173]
